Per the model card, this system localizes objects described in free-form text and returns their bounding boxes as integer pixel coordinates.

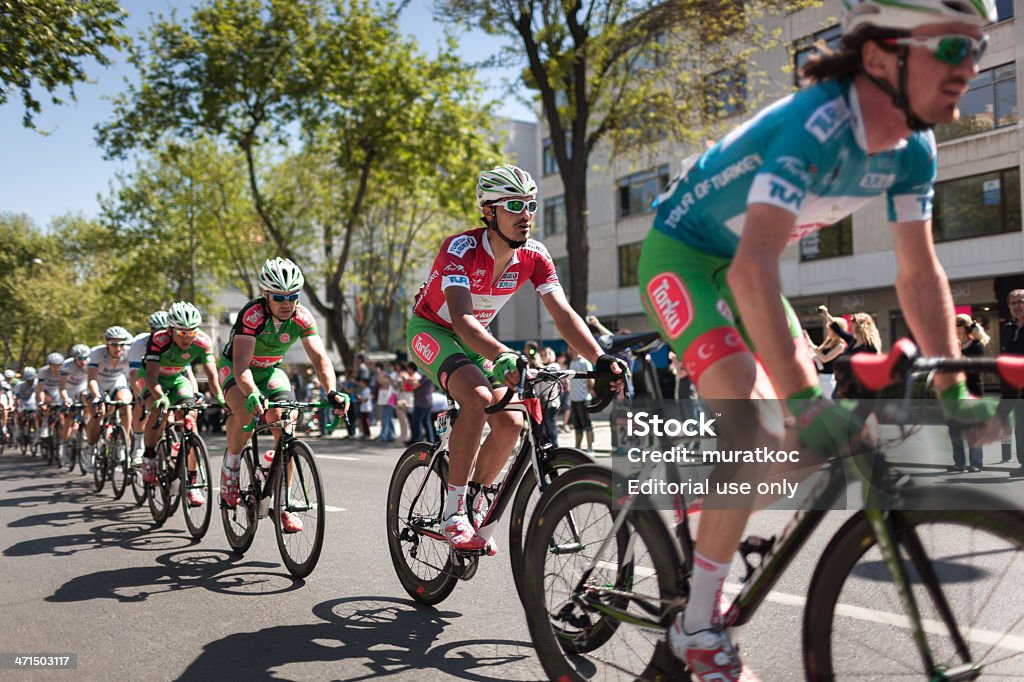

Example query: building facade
[505,0,1022,355]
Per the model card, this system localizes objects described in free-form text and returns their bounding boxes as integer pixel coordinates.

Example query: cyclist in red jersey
[407,164,626,552]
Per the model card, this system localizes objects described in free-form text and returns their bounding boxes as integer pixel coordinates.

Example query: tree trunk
[563,169,590,315]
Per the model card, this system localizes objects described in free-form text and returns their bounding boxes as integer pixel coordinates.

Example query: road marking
[211,487,345,512]
[721,581,1024,652]
[316,455,360,462]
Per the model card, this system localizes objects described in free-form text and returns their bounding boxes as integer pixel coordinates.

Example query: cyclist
[35,352,65,447]
[128,310,173,466]
[140,302,224,508]
[219,257,349,533]
[12,367,39,449]
[57,344,92,465]
[85,326,134,470]
[0,372,11,442]
[407,164,625,553]
[636,1,1003,679]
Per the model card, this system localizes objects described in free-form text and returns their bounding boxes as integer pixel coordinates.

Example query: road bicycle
[16,410,38,457]
[521,337,1024,680]
[60,403,87,474]
[386,359,612,606]
[147,403,213,539]
[89,398,131,498]
[221,400,332,579]
[38,403,63,467]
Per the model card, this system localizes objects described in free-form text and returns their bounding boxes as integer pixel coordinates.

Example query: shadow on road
[180,595,540,681]
[44,548,305,603]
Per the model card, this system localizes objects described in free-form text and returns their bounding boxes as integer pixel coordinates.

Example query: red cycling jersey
[412,227,562,329]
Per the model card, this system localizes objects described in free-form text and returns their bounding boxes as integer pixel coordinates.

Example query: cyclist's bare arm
[186,365,199,394]
[300,335,337,393]
[728,203,818,398]
[145,359,164,400]
[200,360,223,398]
[541,289,606,364]
[891,219,962,391]
[230,335,260,397]
[446,287,511,362]
[87,367,101,400]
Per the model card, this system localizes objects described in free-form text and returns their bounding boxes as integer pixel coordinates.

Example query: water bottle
[262,449,275,468]
[169,442,182,495]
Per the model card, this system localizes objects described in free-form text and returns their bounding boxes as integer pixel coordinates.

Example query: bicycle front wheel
[804,498,1024,679]
[509,447,593,603]
[108,427,129,500]
[222,448,258,555]
[148,440,172,526]
[386,444,458,605]
[273,440,325,578]
[92,443,107,492]
[522,464,686,682]
[181,435,213,540]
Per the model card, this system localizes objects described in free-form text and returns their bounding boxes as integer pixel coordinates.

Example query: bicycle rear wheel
[130,450,148,506]
[522,464,686,682]
[804,495,1024,680]
[273,440,325,578]
[509,447,593,602]
[148,440,172,526]
[108,427,129,500]
[181,435,213,540]
[386,444,458,605]
[222,447,259,555]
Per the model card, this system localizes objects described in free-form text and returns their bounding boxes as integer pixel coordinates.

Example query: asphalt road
[1,429,1020,681]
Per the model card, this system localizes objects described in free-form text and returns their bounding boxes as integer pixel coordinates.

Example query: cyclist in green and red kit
[140,302,224,508]
[218,257,349,533]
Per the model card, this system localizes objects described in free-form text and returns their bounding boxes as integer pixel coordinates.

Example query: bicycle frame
[242,402,322,516]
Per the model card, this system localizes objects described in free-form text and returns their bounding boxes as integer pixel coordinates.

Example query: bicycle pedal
[450,554,479,580]
[738,535,773,582]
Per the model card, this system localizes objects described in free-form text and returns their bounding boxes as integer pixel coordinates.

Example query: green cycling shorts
[407,316,499,392]
[217,359,295,401]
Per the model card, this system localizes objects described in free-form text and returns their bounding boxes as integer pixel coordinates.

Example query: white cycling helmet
[46,352,64,366]
[842,0,996,35]
[147,310,169,331]
[22,366,37,380]
[104,325,132,342]
[3,369,15,379]
[258,257,304,293]
[476,165,538,208]
[70,344,90,360]
[167,301,202,329]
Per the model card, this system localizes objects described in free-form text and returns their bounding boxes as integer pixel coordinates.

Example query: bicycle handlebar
[482,362,627,415]
[839,338,1024,393]
[241,400,346,432]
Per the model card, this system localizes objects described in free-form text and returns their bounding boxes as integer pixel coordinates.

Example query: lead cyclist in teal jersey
[637,2,1005,680]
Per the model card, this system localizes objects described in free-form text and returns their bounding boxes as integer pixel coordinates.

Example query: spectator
[567,348,595,453]
[803,318,849,398]
[357,379,372,439]
[538,347,561,446]
[948,313,990,473]
[1004,290,1024,477]
[396,361,416,444]
[408,368,434,445]
[342,370,359,438]
[820,306,880,398]
[376,364,397,443]
[557,352,572,433]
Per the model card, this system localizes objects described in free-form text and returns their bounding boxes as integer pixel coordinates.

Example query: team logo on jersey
[805,97,850,143]
[444,263,466,273]
[412,333,440,365]
[280,333,290,344]
[181,352,191,360]
[775,156,812,185]
[646,273,693,339]
[447,235,477,258]
[439,371,449,389]
[860,173,895,190]
[715,299,735,324]
[243,305,265,329]
[495,272,519,289]
[443,274,470,289]
[219,365,231,382]
[473,268,488,277]
[267,375,287,390]
[522,240,551,259]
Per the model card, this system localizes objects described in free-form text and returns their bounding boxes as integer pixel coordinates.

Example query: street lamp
[27,257,43,277]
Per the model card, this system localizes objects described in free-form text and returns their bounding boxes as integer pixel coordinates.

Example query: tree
[0,0,128,129]
[97,0,498,366]
[437,0,814,313]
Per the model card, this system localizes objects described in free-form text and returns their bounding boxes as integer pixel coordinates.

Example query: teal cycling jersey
[652,78,936,259]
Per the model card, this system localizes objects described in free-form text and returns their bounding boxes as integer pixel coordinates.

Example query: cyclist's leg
[220,363,252,506]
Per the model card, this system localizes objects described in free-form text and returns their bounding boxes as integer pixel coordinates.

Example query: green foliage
[0,0,128,129]
[97,0,500,361]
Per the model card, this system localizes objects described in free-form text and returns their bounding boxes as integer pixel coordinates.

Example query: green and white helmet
[147,310,168,331]
[258,257,304,293]
[476,165,538,208]
[842,0,996,35]
[167,301,202,329]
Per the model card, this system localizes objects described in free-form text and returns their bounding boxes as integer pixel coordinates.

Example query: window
[618,242,642,287]
[933,167,1021,243]
[542,134,571,176]
[618,165,670,219]
[800,216,853,261]
[553,256,570,294]
[543,195,566,237]
[792,24,842,85]
[704,68,747,119]
[996,0,1014,21]
[935,63,1017,142]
